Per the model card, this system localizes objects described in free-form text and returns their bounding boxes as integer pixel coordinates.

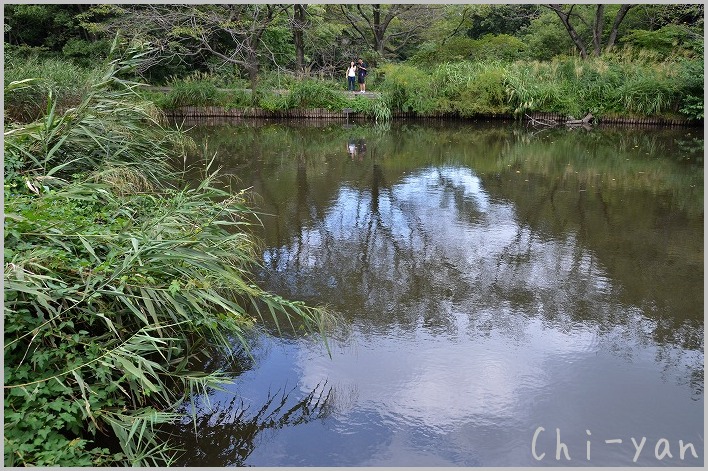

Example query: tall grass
[3,55,104,123]
[379,56,702,120]
[158,73,225,109]
[284,79,349,110]
[4,45,332,466]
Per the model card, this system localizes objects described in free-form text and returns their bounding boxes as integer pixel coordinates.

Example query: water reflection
[347,137,367,161]
[164,381,332,466]
[261,164,699,354]
[176,122,702,466]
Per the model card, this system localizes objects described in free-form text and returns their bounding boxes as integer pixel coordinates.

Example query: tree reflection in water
[164,381,332,466]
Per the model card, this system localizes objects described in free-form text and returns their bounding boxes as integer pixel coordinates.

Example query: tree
[292,4,307,76]
[4,4,85,50]
[545,4,634,58]
[463,4,541,40]
[623,4,704,32]
[337,4,441,60]
[103,4,287,90]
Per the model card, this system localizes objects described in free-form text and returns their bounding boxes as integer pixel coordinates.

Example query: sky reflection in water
[174,123,703,467]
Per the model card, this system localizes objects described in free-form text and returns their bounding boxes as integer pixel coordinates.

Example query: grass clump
[3,54,103,123]
[285,79,348,110]
[158,74,224,110]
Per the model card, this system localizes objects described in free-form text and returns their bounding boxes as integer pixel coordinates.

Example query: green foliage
[3,55,103,123]
[410,34,526,66]
[61,38,112,67]
[679,95,704,121]
[457,65,512,116]
[4,54,179,184]
[504,56,699,119]
[378,63,437,114]
[4,46,331,467]
[614,73,679,115]
[257,91,289,112]
[467,5,540,38]
[348,96,392,123]
[257,70,299,92]
[409,38,475,65]
[4,4,82,50]
[468,34,527,62]
[677,59,705,120]
[622,24,704,57]
[159,75,224,109]
[520,10,576,61]
[261,24,296,68]
[224,89,255,109]
[285,79,348,110]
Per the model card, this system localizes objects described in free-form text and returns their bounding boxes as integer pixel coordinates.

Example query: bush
[468,34,527,62]
[621,25,704,58]
[409,38,476,66]
[61,38,112,67]
[675,58,704,120]
[456,65,512,116]
[377,63,437,114]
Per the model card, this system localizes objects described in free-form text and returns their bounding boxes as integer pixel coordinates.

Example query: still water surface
[170,121,703,466]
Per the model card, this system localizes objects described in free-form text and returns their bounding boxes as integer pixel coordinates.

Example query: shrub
[61,38,112,67]
[468,34,527,62]
[621,25,704,58]
[377,63,437,114]
[457,67,511,116]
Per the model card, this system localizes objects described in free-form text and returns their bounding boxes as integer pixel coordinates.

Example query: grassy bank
[139,55,703,123]
[377,55,703,121]
[4,50,331,466]
[5,52,702,124]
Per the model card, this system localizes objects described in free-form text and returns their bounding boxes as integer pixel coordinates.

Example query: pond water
[168,120,703,467]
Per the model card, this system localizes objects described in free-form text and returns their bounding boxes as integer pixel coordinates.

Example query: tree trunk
[605,4,634,53]
[294,4,306,77]
[247,63,259,94]
[592,5,605,57]
[372,4,385,56]
[548,4,588,59]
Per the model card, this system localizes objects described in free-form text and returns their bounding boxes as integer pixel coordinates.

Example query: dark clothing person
[357,59,368,92]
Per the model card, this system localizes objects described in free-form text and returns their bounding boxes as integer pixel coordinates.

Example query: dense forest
[3,3,705,467]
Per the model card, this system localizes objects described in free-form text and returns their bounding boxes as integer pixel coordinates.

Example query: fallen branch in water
[566,113,594,126]
[526,113,558,127]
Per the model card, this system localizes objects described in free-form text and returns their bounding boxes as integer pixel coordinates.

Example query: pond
[166,120,703,467]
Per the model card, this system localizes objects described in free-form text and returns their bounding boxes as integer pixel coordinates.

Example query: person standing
[357,58,368,93]
[346,61,357,91]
